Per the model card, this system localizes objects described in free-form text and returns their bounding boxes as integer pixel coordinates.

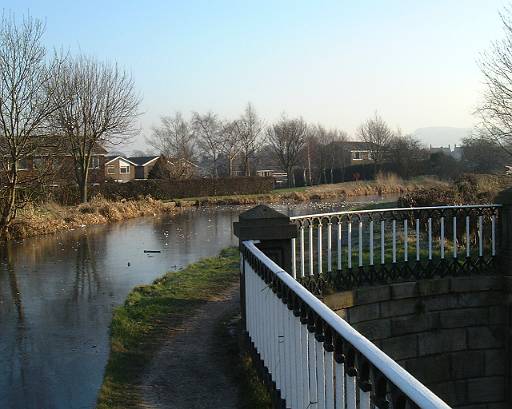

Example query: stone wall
[323,276,511,409]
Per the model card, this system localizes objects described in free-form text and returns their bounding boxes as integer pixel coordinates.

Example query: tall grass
[9,196,177,239]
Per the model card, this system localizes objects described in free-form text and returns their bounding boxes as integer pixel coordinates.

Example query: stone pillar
[234,204,298,273]
[496,186,512,275]
[496,186,512,404]
[233,204,297,409]
[234,204,298,331]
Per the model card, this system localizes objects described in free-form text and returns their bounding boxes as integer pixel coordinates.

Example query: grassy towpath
[97,247,270,409]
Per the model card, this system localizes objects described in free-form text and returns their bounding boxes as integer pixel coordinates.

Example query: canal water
[0,196,395,409]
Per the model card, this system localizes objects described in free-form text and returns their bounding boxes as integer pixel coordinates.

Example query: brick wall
[323,276,511,408]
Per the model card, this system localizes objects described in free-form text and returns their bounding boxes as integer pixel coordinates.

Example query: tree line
[0,14,140,235]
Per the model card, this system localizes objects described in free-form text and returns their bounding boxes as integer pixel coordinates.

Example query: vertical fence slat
[360,389,371,409]
[337,219,342,271]
[479,215,483,257]
[492,214,496,257]
[392,219,397,264]
[291,238,296,279]
[358,218,363,267]
[334,361,345,409]
[325,349,334,409]
[309,221,314,276]
[404,219,408,262]
[428,217,432,260]
[453,215,457,259]
[346,374,357,409]
[381,220,385,265]
[347,221,352,270]
[440,216,445,259]
[416,218,420,262]
[466,215,470,258]
[308,331,318,405]
[318,221,323,275]
[300,225,305,278]
[369,220,374,266]
[327,221,332,273]
[316,340,326,409]
[302,323,310,408]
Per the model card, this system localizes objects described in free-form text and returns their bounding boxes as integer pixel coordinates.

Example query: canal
[0,197,395,409]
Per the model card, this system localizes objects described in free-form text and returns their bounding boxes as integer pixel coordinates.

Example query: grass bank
[96,248,267,408]
[7,196,178,240]
[179,174,449,207]
[7,175,446,241]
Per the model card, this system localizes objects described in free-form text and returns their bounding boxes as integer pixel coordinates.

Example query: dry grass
[190,174,448,206]
[9,196,177,240]
[6,175,450,240]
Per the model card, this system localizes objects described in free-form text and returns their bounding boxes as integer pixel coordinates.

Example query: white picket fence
[242,239,451,409]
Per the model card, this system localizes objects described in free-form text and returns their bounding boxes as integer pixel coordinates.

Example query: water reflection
[0,197,394,409]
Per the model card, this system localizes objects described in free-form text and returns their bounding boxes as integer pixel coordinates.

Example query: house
[104,156,137,182]
[429,144,463,161]
[128,156,161,180]
[341,141,374,165]
[1,143,108,186]
[104,155,169,182]
[256,169,288,186]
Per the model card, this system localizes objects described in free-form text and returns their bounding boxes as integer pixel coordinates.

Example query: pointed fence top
[234,204,297,241]
[238,204,289,222]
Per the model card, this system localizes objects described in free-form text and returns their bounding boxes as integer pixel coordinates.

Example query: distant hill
[413,127,472,147]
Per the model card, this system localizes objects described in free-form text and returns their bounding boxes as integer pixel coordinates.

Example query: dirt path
[138,284,241,409]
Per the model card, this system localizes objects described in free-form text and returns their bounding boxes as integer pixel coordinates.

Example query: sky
[3,0,510,152]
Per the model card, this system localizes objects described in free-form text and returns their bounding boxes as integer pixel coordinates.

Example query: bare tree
[387,133,427,178]
[238,103,263,176]
[0,14,60,236]
[325,129,348,184]
[267,116,308,187]
[357,113,393,170]
[147,112,195,161]
[462,136,509,173]
[192,111,223,177]
[50,55,140,202]
[477,7,512,156]
[221,120,243,176]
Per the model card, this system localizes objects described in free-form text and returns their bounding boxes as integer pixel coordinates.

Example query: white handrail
[243,240,451,409]
[290,203,502,221]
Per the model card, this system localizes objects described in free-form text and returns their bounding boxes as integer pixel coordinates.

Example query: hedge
[48,176,275,204]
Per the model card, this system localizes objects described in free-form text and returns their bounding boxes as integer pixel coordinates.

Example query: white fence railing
[242,240,451,409]
[289,205,501,287]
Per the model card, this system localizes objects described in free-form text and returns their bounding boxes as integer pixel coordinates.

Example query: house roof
[169,158,199,168]
[339,141,374,151]
[128,156,160,166]
[105,156,138,166]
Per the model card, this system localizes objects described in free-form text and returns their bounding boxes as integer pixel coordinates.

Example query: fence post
[496,187,512,405]
[234,205,298,409]
[234,204,298,272]
[234,205,298,327]
[496,187,512,275]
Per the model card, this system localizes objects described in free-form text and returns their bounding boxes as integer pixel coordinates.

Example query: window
[120,165,130,174]
[33,158,45,169]
[353,151,362,160]
[107,165,115,174]
[89,156,100,169]
[18,159,29,170]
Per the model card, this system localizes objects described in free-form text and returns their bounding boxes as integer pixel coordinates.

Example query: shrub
[44,176,274,204]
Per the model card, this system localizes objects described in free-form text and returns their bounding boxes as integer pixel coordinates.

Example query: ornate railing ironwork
[289,205,501,293]
[241,240,451,409]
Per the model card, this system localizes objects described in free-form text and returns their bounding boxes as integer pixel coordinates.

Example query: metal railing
[242,240,451,409]
[289,205,501,291]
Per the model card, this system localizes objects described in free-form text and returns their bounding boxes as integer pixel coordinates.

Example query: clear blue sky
[4,0,509,151]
